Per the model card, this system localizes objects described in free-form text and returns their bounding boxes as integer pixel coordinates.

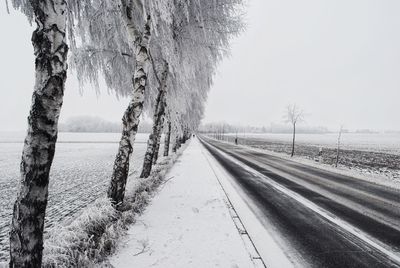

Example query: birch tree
[108,0,181,203]
[6,0,70,266]
[107,12,152,205]
[166,0,244,142]
[140,0,244,177]
[6,0,245,264]
[6,0,158,263]
[284,104,304,157]
[336,125,344,167]
[70,0,174,204]
[163,118,172,156]
[140,61,169,178]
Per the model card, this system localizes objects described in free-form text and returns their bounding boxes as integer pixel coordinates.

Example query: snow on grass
[40,142,188,268]
[0,136,147,261]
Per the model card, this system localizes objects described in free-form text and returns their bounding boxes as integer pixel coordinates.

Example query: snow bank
[41,143,189,268]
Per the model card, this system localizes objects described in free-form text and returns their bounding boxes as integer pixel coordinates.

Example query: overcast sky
[1,0,400,132]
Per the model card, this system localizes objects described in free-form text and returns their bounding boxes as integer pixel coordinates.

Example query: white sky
[203,0,400,131]
[1,0,400,131]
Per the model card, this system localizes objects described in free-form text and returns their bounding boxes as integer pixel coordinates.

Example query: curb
[200,143,267,268]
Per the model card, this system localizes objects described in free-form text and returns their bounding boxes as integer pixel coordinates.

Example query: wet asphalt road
[200,137,400,268]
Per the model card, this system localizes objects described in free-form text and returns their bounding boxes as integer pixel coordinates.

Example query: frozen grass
[0,141,147,260]
[41,143,188,268]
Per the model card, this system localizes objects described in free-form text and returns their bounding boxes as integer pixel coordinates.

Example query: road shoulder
[200,139,295,268]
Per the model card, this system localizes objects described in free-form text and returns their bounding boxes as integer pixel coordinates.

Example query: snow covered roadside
[199,142,295,268]
[208,137,400,190]
[1,142,189,268]
[248,145,400,190]
[107,138,258,268]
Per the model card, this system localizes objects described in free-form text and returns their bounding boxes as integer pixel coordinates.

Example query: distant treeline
[200,123,396,134]
[199,123,331,134]
[59,116,152,133]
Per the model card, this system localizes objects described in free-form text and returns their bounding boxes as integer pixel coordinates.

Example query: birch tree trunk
[9,1,68,266]
[182,128,189,143]
[291,123,296,157]
[152,115,164,164]
[163,121,171,157]
[181,129,186,144]
[140,68,168,178]
[335,126,343,168]
[176,135,182,150]
[107,14,151,205]
[172,135,178,153]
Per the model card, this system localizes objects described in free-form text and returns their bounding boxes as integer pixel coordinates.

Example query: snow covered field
[0,132,150,261]
[219,133,400,183]
[231,133,400,155]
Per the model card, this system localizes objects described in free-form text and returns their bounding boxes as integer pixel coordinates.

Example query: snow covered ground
[0,132,151,261]
[209,136,400,190]
[108,138,261,268]
[231,133,400,155]
[219,133,400,184]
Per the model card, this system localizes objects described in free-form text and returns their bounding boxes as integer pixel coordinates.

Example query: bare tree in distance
[336,125,344,167]
[284,104,305,157]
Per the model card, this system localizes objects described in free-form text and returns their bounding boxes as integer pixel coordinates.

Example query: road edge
[199,138,295,268]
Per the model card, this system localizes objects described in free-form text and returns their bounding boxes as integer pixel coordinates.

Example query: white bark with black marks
[9,0,68,266]
[163,121,171,157]
[140,65,168,178]
[175,134,182,151]
[172,134,178,153]
[107,12,151,205]
[152,114,164,164]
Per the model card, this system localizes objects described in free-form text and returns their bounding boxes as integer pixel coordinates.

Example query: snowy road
[200,137,400,268]
[0,133,150,261]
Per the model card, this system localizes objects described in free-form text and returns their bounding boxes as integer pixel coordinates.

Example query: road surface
[200,137,400,268]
